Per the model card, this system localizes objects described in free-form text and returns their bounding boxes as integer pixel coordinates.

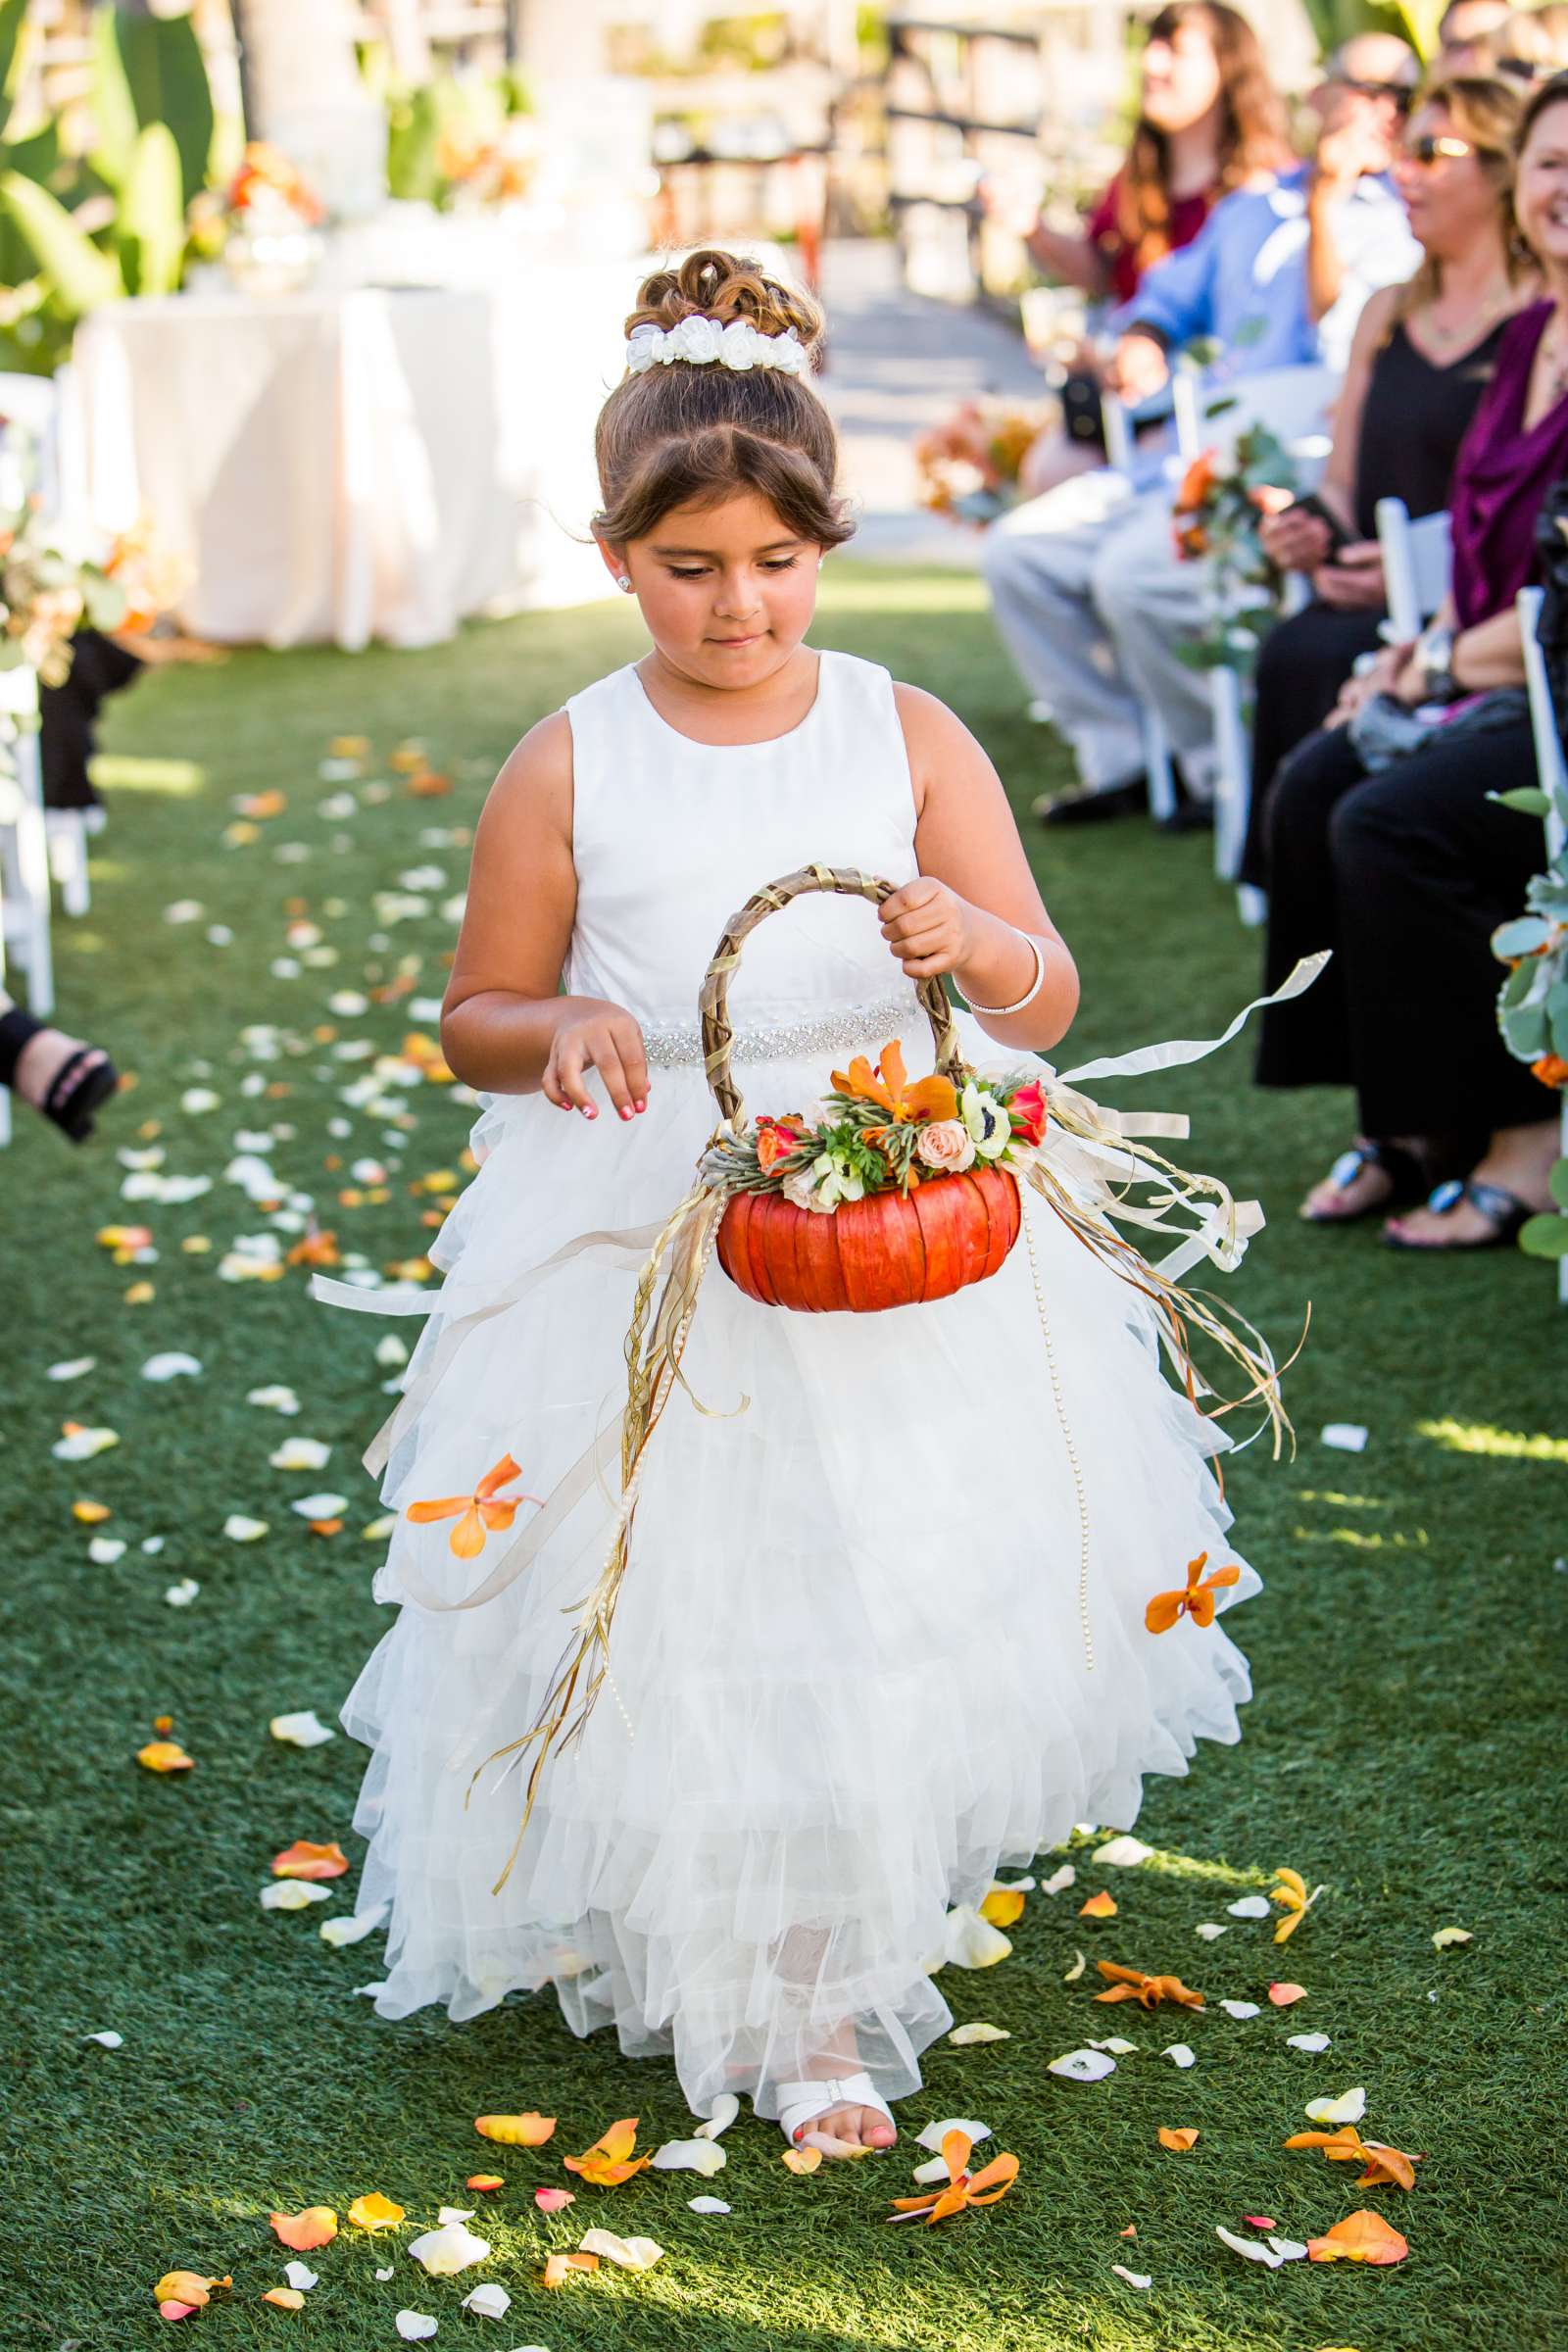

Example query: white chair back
[1377,498,1451,642]
[1187,363,1336,477]
[1516,583,1568,1304]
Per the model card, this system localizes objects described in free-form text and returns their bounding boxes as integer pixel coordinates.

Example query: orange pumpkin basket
[698,865,1022,1313]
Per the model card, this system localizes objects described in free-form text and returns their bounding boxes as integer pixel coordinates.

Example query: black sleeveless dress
[1240,313,1511,889]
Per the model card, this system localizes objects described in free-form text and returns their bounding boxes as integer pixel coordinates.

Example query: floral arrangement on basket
[370,866,1322,1890]
[913,398,1054,527]
[1491,775,1568,1264]
[1170,421,1298,682]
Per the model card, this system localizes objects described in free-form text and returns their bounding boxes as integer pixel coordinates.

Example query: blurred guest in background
[1242,72,1531,889]
[1437,0,1515,74]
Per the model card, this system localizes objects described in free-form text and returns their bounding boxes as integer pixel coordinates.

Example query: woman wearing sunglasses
[1253,70,1568,1249]
[1242,74,1532,894]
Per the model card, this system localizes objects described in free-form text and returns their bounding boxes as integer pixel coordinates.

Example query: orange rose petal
[1157,2127,1200,2151]
[475,2112,557,2146]
[980,1887,1026,1928]
[346,2191,405,2230]
[138,1740,194,1773]
[782,2146,822,2174]
[262,2287,306,2311]
[1118,2224,1138,2237]
[1269,1982,1307,2005]
[74,1499,112,1524]
[1079,1890,1117,1918]
[534,2185,576,2213]
[269,2208,338,2250]
[542,2250,599,2287]
[271,1840,350,1881]
[1306,2209,1409,2265]
[466,2174,505,2192]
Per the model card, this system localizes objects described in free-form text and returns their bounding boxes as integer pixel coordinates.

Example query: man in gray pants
[983,34,1420,823]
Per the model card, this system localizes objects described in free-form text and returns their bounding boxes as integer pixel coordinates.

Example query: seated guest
[1254,71,1568,1248]
[1494,2,1568,79]
[999,1,1290,497]
[982,33,1422,824]
[1436,0,1516,73]
[1242,72,1532,891]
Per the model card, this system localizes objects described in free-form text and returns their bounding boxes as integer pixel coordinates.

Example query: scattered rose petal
[534,2186,575,2214]
[933,1903,1012,1970]
[1089,2036,1139,2054]
[1269,2236,1309,2261]
[563,2117,649,2185]
[475,2112,555,2145]
[1244,2216,1278,2230]
[577,2228,663,2271]
[1269,1982,1308,2005]
[165,1579,201,1606]
[1163,2044,1196,2068]
[910,2154,952,2186]
[408,2222,490,2277]
[270,1711,335,1747]
[1432,1926,1473,1951]
[1321,1422,1368,1452]
[462,2281,511,2320]
[248,1386,301,1414]
[694,2092,739,2140]
[782,2146,821,2174]
[90,1537,127,1563]
[1049,2049,1116,2082]
[270,1438,331,1471]
[84,2029,124,2047]
[651,2138,726,2177]
[916,2115,992,2149]
[224,1515,270,1542]
[181,1089,220,1115]
[1093,1836,1153,1867]
[348,2192,405,2230]
[689,2195,730,2215]
[1305,2086,1366,2126]
[142,1352,203,1382]
[270,2209,337,2250]
[272,1839,349,1880]
[542,2251,599,2287]
[1063,1948,1086,1982]
[979,1886,1025,1928]
[437,2207,473,2226]
[1217,2225,1284,2267]
[261,1882,331,1911]
[466,2176,504,2194]
[290,1492,348,1519]
[154,2272,230,2314]
[1220,1999,1260,2019]
[395,2313,437,2341]
[137,1740,194,1773]
[319,1912,382,1947]
[374,2266,394,2280]
[54,1425,119,1460]
[48,1356,97,1380]
[262,2287,305,2311]
[1112,2265,1152,2289]
[948,2022,1010,2045]
[1306,2210,1408,2265]
[1227,1894,1273,1918]
[1042,1864,1077,1895]
[1079,1889,1117,1918]
[1289,2032,1332,2052]
[282,2263,318,2291]
[1157,2127,1199,2150]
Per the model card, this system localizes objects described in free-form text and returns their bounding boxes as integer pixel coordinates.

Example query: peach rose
[915,1118,976,1172]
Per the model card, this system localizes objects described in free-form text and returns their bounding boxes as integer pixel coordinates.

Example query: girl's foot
[10,1020,120,1142]
[776,2069,898,2156]
[1299,1137,1430,1223]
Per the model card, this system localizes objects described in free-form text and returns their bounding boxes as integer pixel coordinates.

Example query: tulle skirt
[338,1014,1261,2121]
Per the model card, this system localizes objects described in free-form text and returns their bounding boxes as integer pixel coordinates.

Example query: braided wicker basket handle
[698,863,967,1129]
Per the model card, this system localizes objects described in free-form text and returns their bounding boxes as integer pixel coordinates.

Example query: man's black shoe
[1033,778,1146,827]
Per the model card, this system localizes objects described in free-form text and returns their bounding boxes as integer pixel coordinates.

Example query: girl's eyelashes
[664,558,802,579]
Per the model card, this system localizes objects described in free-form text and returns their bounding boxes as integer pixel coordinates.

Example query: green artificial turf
[2,566,1564,2352]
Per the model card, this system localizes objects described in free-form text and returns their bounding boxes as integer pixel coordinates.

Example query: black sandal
[1382,1177,1533,1252]
[1300,1138,1432,1224]
[40,1044,121,1142]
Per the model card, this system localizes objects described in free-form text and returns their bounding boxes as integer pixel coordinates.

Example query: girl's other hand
[543,999,649,1120]
[1312,541,1386,610]
[878,878,976,979]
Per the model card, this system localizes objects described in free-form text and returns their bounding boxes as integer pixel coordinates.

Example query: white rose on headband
[672,315,724,364]
[769,329,807,375]
[719,318,758,370]
[626,322,665,372]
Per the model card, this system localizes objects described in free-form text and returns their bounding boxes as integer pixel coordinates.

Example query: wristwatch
[1412,623,1459,703]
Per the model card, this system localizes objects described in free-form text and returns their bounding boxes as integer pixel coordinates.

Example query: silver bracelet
[959,930,1046,1017]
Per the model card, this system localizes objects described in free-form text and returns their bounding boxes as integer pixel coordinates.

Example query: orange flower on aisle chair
[887,2129,1019,2225]
[1145,1551,1242,1635]
[829,1040,957,1130]
[1095,1961,1206,2011]
[405,1453,540,1558]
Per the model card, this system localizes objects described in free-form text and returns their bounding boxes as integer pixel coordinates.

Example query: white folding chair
[1517,583,1568,1304]
[0,662,55,1020]
[1,375,94,922]
[1100,390,1179,823]
[1376,497,1452,642]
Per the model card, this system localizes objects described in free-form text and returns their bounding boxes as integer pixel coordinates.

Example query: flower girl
[326,249,1290,2160]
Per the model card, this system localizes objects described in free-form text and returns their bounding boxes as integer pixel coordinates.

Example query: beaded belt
[640,990,917,1069]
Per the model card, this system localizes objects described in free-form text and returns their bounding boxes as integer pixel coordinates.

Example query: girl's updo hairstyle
[593,248,856,552]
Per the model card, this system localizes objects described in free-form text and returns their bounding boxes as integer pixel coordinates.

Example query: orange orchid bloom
[1269,1864,1320,1943]
[1094,1961,1206,2011]
[562,2117,650,2187]
[887,2128,1019,2225]
[406,1453,540,1559]
[1145,1551,1242,1635]
[1284,2125,1419,2190]
[830,1040,957,1128]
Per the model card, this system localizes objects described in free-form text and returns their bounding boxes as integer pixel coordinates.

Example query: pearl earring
[617,574,632,591]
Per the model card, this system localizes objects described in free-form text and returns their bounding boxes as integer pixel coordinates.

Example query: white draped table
[74,262,637,650]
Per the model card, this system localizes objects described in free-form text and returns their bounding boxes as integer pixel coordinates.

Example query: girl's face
[1516,100,1568,269]
[1141,18,1223,134]
[603,489,822,688]
[1394,101,1502,259]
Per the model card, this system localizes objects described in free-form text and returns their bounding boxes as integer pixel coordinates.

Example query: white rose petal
[395,2314,437,2341]
[375,1335,409,1367]
[1163,2044,1197,2069]
[650,2138,726,2177]
[1216,2225,1284,2267]
[260,1881,331,1910]
[164,899,203,923]
[320,1912,383,1947]
[290,1493,348,1519]
[437,2208,473,2226]
[1288,2031,1332,2052]
[53,1426,119,1461]
[576,2228,663,2271]
[932,1902,1012,1971]
[141,1537,165,1554]
[1112,2264,1152,2289]
[223,1515,270,1543]
[1048,2049,1116,2083]
[84,2030,123,2047]
[142,1352,202,1382]
[910,2154,952,2185]
[1042,1864,1077,1895]
[915,2115,992,2150]
[282,2263,318,2291]
[1063,1949,1086,1983]
[1269,2236,1309,2262]
[1195,1922,1230,1940]
[47,1357,97,1381]
[248,1385,301,1414]
[1304,2085,1366,2126]
[693,2091,739,2140]
[1089,2036,1139,2055]
[1321,1421,1369,1451]
[407,2222,490,2277]
[374,2266,394,2281]
[688,2195,730,2215]
[1092,1836,1153,1868]
[165,1579,200,1606]
[1227,1894,1273,1919]
[88,1537,125,1564]
[270,1438,331,1471]
[948,2022,1010,2046]
[180,1088,220,1114]
[1219,1999,1260,2020]
[461,2282,511,2320]
[270,1710,335,1747]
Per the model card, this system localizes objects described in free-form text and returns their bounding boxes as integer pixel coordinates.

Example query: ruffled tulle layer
[338,1017,1261,2121]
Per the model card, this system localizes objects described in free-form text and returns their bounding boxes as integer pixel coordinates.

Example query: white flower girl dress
[327,647,1265,2126]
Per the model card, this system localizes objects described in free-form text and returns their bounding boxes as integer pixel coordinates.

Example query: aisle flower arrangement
[699,1040,1048,1209]
[913,399,1054,526]
[1492,790,1568,1262]
[1170,422,1298,680]
[0,472,125,687]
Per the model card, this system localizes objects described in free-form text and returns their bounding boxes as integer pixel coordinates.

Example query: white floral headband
[625,314,808,376]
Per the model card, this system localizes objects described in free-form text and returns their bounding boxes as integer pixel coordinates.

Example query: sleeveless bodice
[562,650,919,1047]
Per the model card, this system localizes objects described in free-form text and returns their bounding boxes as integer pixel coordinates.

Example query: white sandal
[775,2071,897,2151]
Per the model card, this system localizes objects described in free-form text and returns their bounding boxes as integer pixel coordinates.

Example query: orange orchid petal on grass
[1095,1962,1205,2010]
[1285,2127,1418,2190]
[269,2208,338,2249]
[271,1840,349,1881]
[563,2117,650,2186]
[475,2112,556,2146]
[1306,2209,1409,2264]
